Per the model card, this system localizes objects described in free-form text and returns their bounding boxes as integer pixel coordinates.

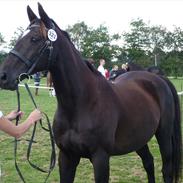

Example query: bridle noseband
[9,23,55,75]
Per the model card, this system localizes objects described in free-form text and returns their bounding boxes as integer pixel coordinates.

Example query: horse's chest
[59,130,94,156]
[52,112,114,156]
[53,119,93,156]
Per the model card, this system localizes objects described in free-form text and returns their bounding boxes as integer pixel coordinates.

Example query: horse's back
[113,71,172,98]
[113,71,174,116]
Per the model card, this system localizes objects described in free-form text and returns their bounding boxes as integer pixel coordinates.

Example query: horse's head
[0,3,58,90]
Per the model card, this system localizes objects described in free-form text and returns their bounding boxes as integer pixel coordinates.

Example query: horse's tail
[161,76,182,183]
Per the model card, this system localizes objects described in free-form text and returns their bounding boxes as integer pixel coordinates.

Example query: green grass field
[0,78,182,183]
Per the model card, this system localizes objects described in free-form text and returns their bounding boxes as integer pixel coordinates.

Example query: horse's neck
[50,47,95,110]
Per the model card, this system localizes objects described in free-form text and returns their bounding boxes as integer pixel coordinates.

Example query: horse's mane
[51,19,71,42]
[51,20,102,77]
[84,59,101,76]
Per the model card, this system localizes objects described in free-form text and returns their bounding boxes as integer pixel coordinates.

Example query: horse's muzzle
[0,71,18,90]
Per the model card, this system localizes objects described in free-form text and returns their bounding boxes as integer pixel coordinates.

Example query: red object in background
[105,69,110,80]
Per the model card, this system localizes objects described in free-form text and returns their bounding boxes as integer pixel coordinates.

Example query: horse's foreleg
[91,149,110,183]
[136,144,155,183]
[58,150,80,183]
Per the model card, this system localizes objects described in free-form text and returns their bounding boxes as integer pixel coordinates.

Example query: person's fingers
[16,111,23,118]
[18,111,23,115]
[36,108,41,113]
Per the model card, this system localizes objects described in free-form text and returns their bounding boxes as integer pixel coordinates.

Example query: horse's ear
[38,2,52,28]
[27,5,38,22]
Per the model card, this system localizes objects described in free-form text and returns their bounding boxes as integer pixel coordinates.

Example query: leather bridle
[9,23,54,75]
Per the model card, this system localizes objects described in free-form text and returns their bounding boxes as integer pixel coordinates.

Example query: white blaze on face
[21,29,30,38]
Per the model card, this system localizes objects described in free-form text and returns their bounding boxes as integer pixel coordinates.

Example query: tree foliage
[122,19,183,76]
[1,19,183,76]
[0,52,7,64]
[0,32,5,46]
[0,32,6,64]
[66,22,121,68]
[8,26,24,49]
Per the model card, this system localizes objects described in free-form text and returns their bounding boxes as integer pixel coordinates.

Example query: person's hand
[5,110,23,121]
[27,109,42,125]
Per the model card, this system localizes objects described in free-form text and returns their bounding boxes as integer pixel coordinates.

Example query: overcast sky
[1,0,183,42]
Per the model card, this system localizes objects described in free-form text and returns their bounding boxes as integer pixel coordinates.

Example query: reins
[14,82,56,183]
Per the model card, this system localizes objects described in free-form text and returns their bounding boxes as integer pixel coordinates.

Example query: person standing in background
[34,72,41,96]
[97,59,106,77]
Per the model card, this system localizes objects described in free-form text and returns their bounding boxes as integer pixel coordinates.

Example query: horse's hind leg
[155,131,173,183]
[136,144,155,183]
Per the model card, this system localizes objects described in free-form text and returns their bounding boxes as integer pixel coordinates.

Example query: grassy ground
[0,78,182,183]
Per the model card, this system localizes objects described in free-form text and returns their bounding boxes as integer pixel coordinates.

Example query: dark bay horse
[0,4,182,183]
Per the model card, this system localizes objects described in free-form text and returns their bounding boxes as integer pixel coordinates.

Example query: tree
[123,18,149,50]
[8,26,24,49]
[148,25,167,66]
[122,19,152,66]
[0,32,5,46]
[0,32,7,64]
[164,27,183,76]
[66,21,89,51]
[0,53,7,64]
[123,19,168,67]
[66,22,121,68]
[166,26,183,52]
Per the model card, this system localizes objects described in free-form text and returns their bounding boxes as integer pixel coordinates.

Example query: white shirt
[0,111,3,118]
[97,65,105,77]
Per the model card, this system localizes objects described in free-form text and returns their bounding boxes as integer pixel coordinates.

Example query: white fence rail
[18,84,183,96]
[178,91,183,96]
[18,84,53,90]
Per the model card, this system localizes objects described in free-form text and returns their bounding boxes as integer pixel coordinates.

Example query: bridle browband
[9,23,55,75]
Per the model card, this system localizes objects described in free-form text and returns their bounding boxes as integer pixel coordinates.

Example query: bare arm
[0,117,32,138]
[0,109,42,139]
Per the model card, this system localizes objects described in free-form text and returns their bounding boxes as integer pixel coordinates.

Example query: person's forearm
[13,119,33,138]
[0,117,33,138]
[5,115,13,121]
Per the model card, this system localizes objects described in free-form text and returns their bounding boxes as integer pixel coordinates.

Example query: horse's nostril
[0,72,7,81]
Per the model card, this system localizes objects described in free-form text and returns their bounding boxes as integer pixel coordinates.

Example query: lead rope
[15,83,56,183]
[15,87,26,183]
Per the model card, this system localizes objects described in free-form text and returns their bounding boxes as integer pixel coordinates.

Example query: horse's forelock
[40,21,47,38]
[28,19,47,39]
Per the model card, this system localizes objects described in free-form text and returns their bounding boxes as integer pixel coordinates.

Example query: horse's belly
[113,110,160,155]
[113,130,155,155]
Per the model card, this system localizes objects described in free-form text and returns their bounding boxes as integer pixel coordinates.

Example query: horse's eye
[31,37,41,43]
